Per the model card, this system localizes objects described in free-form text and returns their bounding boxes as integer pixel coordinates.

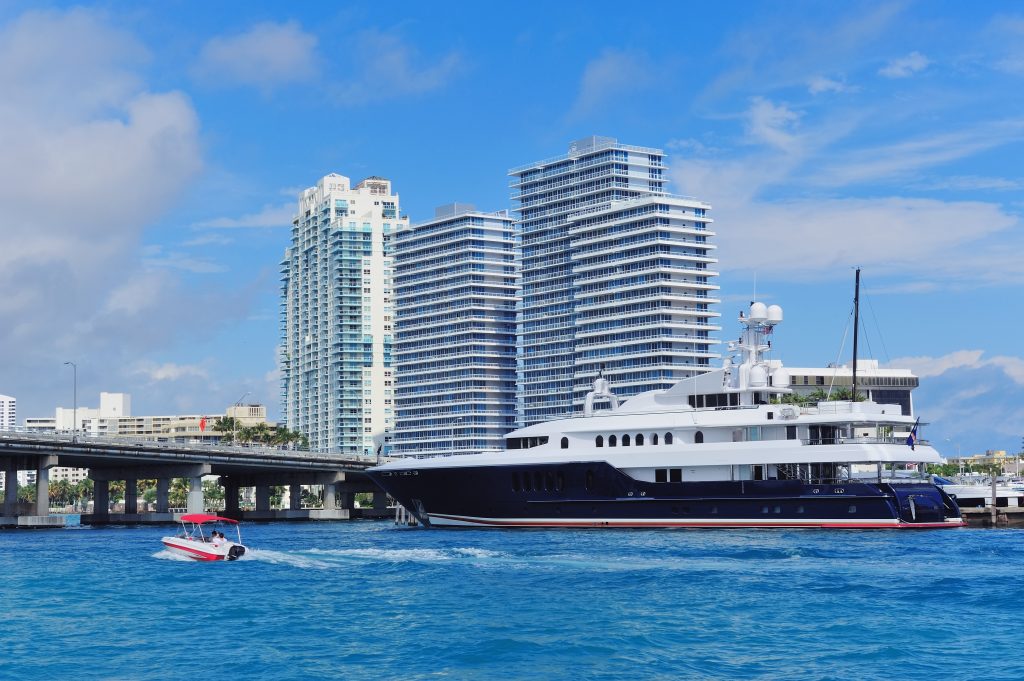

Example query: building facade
[509,136,720,426]
[280,173,407,454]
[0,394,14,431]
[785,360,918,416]
[393,204,518,457]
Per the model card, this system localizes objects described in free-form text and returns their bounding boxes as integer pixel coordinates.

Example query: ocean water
[1,522,1021,680]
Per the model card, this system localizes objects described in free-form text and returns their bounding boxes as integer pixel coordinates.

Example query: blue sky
[1,1,1021,456]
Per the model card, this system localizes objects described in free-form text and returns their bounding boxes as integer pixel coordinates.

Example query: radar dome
[772,368,791,388]
[749,302,768,323]
[767,305,783,324]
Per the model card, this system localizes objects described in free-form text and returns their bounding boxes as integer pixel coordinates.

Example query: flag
[906,417,920,450]
[199,416,207,432]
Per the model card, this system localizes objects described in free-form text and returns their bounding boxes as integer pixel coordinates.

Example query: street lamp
[63,361,77,442]
[231,391,250,445]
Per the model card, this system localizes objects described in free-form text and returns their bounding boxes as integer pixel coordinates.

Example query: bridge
[0,432,386,528]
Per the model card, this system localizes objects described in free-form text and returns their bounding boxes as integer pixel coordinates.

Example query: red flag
[199,416,207,432]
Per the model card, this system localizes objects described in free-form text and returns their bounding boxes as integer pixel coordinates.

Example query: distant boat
[161,514,247,561]
[369,277,964,529]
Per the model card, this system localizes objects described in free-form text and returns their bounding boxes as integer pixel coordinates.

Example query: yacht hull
[369,462,965,529]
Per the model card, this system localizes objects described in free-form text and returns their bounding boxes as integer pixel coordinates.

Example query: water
[1,522,1021,680]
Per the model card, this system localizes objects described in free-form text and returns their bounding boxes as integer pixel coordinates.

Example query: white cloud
[744,97,803,153]
[132,361,210,382]
[331,29,461,103]
[890,350,1024,386]
[807,75,854,94]
[879,51,930,78]
[193,202,294,229]
[571,49,657,116]
[193,21,318,91]
[916,175,1023,191]
[0,8,210,421]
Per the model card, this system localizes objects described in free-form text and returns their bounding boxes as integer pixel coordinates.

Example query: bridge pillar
[4,461,17,515]
[290,483,302,511]
[94,480,110,517]
[187,476,203,514]
[323,483,337,510]
[156,478,169,513]
[125,479,137,514]
[35,464,50,516]
[255,484,271,512]
[224,480,239,514]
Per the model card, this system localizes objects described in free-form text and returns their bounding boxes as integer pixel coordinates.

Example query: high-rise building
[509,136,720,426]
[280,173,407,454]
[0,394,14,431]
[393,204,518,457]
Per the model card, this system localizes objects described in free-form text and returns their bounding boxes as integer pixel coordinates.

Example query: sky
[0,1,1021,457]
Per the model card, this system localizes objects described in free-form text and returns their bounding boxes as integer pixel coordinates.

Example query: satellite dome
[767,305,783,324]
[749,302,768,323]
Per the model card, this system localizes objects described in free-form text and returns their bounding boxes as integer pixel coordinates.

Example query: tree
[74,479,93,510]
[212,416,239,443]
[17,484,34,503]
[49,479,74,507]
[169,478,190,508]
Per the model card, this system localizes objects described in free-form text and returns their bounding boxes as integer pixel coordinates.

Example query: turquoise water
[1,522,1021,680]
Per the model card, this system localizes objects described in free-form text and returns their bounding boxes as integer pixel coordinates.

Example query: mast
[852,268,860,403]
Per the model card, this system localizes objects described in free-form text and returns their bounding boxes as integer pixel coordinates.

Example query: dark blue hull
[369,461,964,528]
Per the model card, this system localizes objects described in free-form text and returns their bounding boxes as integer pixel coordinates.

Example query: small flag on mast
[906,417,920,450]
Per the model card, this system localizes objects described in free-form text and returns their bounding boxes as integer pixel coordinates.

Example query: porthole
[609,435,617,447]
[694,430,704,444]
[560,436,569,449]
[622,434,630,447]
[664,432,674,445]
[651,433,659,445]
[635,433,644,446]
[595,435,604,448]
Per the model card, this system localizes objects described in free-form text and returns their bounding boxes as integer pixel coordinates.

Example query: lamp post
[231,391,250,445]
[63,361,77,442]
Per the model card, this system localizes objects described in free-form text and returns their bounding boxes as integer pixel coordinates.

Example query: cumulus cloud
[193,21,318,91]
[331,29,461,103]
[878,51,930,78]
[571,49,657,116]
[0,8,210,419]
[890,350,1024,386]
[193,202,294,229]
[807,75,853,94]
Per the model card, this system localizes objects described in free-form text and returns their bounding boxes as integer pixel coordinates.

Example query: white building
[0,393,15,431]
[784,360,918,416]
[280,174,409,454]
[510,136,720,426]
[393,204,518,457]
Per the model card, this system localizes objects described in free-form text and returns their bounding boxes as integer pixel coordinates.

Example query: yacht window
[545,472,554,492]
[694,431,704,444]
[556,472,565,492]
[786,426,797,441]
[560,436,569,449]
[622,434,631,447]
[664,432,674,445]
[767,412,774,420]
[635,433,644,446]
[655,469,668,483]
[533,472,543,492]
[522,473,532,492]
[848,505,857,514]
[669,469,682,483]
[651,433,659,445]
[753,465,765,481]
[609,435,617,447]
[595,435,604,448]
[774,506,781,514]
[797,505,804,514]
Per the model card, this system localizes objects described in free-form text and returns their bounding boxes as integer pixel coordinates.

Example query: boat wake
[152,549,195,562]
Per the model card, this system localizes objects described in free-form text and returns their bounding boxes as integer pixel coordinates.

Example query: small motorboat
[161,513,247,561]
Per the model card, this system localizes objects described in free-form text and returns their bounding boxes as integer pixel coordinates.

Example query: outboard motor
[227,545,246,561]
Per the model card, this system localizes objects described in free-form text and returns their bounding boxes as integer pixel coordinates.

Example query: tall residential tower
[393,204,518,457]
[510,136,720,426]
[280,174,407,454]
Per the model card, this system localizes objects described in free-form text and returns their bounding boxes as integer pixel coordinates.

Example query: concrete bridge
[0,432,386,528]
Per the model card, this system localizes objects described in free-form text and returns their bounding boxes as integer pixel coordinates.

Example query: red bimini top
[180,513,239,525]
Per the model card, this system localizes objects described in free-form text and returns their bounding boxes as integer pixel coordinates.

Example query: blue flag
[906,418,920,450]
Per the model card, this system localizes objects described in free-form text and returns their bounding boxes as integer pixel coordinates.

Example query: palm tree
[49,479,73,507]
[212,416,239,443]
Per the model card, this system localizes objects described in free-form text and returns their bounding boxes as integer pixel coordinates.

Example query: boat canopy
[180,513,239,525]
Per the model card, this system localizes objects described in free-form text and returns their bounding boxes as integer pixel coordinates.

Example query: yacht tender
[368,302,964,529]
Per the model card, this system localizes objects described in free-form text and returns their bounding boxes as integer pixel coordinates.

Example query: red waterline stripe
[428,514,964,529]
[162,541,224,560]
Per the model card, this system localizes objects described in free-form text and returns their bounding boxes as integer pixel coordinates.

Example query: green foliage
[169,478,190,507]
[203,480,224,503]
[49,479,74,506]
[17,484,34,503]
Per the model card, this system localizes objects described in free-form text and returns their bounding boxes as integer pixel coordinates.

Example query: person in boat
[211,531,224,546]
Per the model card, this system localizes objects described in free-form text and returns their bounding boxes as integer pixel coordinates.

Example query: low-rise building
[783,359,918,416]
